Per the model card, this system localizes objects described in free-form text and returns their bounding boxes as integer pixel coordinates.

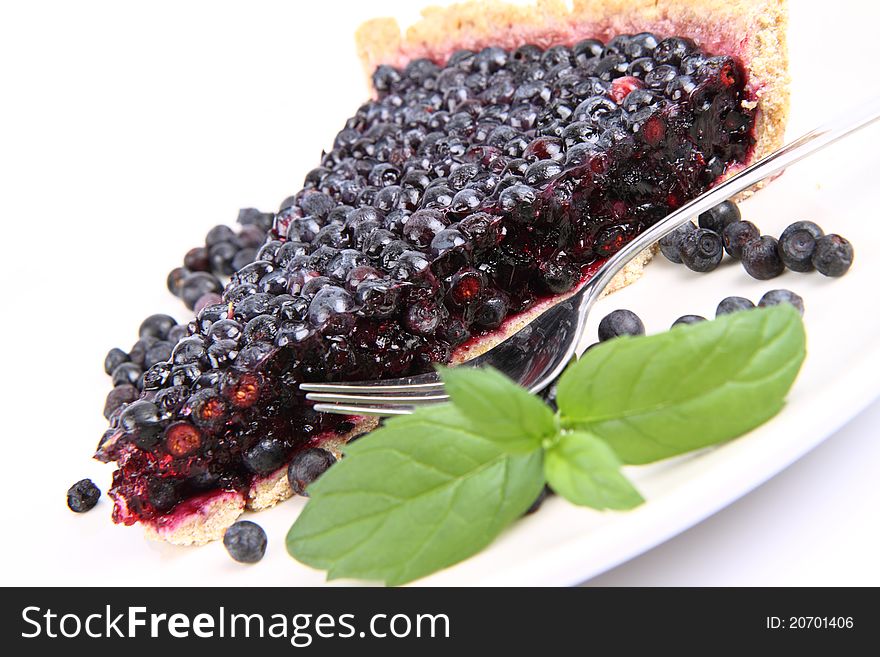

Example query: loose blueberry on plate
[598,309,645,341]
[223,521,268,563]
[679,228,724,272]
[658,221,696,264]
[716,296,755,316]
[67,479,101,513]
[722,220,760,259]
[779,220,823,243]
[758,289,804,315]
[741,236,785,279]
[777,228,816,272]
[672,314,706,327]
[698,200,741,234]
[812,234,853,277]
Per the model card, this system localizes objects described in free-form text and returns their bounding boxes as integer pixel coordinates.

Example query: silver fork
[302,101,880,416]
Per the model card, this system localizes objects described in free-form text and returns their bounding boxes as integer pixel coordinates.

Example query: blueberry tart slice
[96,0,789,545]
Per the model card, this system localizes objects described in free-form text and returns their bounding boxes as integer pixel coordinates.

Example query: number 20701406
[766,617,854,630]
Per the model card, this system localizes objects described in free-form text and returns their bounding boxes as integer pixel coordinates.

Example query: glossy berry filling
[98,33,756,525]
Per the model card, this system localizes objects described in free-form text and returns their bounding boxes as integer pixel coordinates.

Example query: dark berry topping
[758,289,805,315]
[742,236,785,280]
[243,437,288,475]
[100,33,758,527]
[598,309,645,341]
[67,479,101,513]
[103,384,139,420]
[716,296,755,316]
[287,447,337,496]
[812,234,853,277]
[222,371,262,409]
[164,421,203,457]
[223,521,267,564]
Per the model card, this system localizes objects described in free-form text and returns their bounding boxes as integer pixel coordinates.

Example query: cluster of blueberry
[538,289,804,413]
[102,314,188,420]
[659,200,854,279]
[166,210,273,311]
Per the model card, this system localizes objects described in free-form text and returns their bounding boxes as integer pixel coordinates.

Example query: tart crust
[144,0,788,545]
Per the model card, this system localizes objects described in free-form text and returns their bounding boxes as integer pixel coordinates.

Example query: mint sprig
[556,302,806,463]
[287,305,806,585]
[544,431,643,510]
[286,404,544,586]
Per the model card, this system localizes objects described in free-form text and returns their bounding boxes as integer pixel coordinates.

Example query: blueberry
[758,289,805,315]
[474,293,509,329]
[67,479,100,513]
[167,324,188,343]
[144,341,174,369]
[180,272,223,310]
[183,246,210,272]
[679,228,724,272]
[524,485,552,515]
[104,347,130,375]
[171,336,206,365]
[207,319,243,343]
[129,336,158,368]
[103,384,139,419]
[138,314,178,340]
[777,229,816,272]
[672,314,706,327]
[716,296,754,316]
[223,521,267,564]
[698,200,741,234]
[308,286,357,328]
[242,437,288,475]
[722,220,760,259]
[147,478,179,512]
[205,224,237,247]
[658,221,696,263]
[780,220,823,243]
[166,267,189,297]
[742,236,785,279]
[111,362,143,387]
[812,234,853,277]
[209,241,239,276]
[119,399,163,448]
[287,448,336,496]
[598,309,645,341]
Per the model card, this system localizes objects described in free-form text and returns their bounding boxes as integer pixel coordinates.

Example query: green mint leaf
[437,365,556,453]
[556,305,806,464]
[286,404,545,586]
[544,431,644,510]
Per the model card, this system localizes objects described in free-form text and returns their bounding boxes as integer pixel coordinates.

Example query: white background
[1,0,878,586]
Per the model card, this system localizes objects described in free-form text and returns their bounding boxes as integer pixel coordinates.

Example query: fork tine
[306,392,448,405]
[299,381,445,393]
[313,403,414,417]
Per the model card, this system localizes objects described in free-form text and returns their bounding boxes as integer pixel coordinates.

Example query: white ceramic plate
[8,0,879,587]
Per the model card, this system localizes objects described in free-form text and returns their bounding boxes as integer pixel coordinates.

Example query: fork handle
[582,99,880,307]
